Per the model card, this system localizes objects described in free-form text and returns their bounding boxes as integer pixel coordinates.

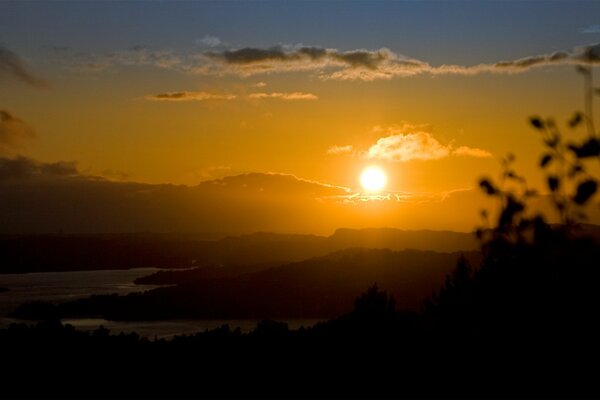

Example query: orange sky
[1,2,599,233]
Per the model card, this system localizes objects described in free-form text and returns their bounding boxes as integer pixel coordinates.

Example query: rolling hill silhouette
[11,248,481,320]
[0,227,479,273]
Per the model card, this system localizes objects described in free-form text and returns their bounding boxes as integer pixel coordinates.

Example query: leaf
[544,135,560,148]
[540,154,553,168]
[568,138,600,158]
[499,195,525,226]
[529,117,544,130]
[573,180,597,205]
[479,178,497,195]
[547,176,560,192]
[568,112,583,128]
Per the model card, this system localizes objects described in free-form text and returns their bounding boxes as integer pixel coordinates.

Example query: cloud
[145,91,236,101]
[253,82,267,87]
[61,45,184,74]
[366,131,450,162]
[199,43,600,81]
[196,35,223,47]
[364,125,492,162]
[0,156,79,181]
[582,25,600,34]
[0,110,36,154]
[58,42,600,82]
[326,145,353,155]
[0,45,48,87]
[453,146,493,158]
[247,92,318,100]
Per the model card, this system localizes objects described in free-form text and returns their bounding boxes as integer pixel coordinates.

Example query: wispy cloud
[326,145,354,155]
[0,110,36,155]
[145,91,237,101]
[57,42,600,82]
[199,43,600,81]
[247,92,318,100]
[196,35,224,48]
[582,25,600,34]
[0,46,48,87]
[453,146,492,158]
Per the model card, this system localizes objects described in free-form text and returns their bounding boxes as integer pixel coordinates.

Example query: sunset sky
[1,1,599,234]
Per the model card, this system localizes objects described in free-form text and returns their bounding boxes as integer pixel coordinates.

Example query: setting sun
[360,166,387,192]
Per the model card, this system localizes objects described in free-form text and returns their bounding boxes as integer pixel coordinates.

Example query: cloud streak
[145,91,237,101]
[199,43,600,81]
[247,92,318,100]
[144,91,317,102]
[326,145,353,155]
[582,25,600,34]
[59,42,600,82]
[196,35,223,48]
[0,46,48,87]
[0,110,36,154]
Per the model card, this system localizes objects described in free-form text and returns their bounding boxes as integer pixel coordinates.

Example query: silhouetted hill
[0,228,482,274]
[4,225,598,274]
[328,227,479,253]
[11,248,482,320]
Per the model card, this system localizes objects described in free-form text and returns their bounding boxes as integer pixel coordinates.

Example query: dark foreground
[1,286,599,399]
[3,219,600,398]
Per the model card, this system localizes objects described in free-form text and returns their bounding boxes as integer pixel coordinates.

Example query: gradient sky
[1,0,599,233]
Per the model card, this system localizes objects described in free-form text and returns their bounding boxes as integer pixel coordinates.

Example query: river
[0,268,321,339]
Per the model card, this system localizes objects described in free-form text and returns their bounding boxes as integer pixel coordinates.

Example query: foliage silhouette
[428,66,600,347]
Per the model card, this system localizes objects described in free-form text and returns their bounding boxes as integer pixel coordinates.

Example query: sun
[360,166,387,192]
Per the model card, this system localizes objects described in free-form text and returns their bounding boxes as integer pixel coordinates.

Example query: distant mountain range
[0,227,481,273]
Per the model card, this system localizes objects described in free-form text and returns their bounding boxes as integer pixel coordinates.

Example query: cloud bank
[59,42,600,82]
[247,92,317,100]
[0,156,79,181]
[199,43,600,81]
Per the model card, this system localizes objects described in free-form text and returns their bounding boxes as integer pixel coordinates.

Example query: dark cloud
[201,43,600,80]
[0,110,36,154]
[0,45,48,87]
[204,46,394,69]
[0,156,78,181]
[144,91,236,101]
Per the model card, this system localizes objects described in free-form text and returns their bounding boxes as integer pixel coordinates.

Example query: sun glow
[360,166,387,192]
